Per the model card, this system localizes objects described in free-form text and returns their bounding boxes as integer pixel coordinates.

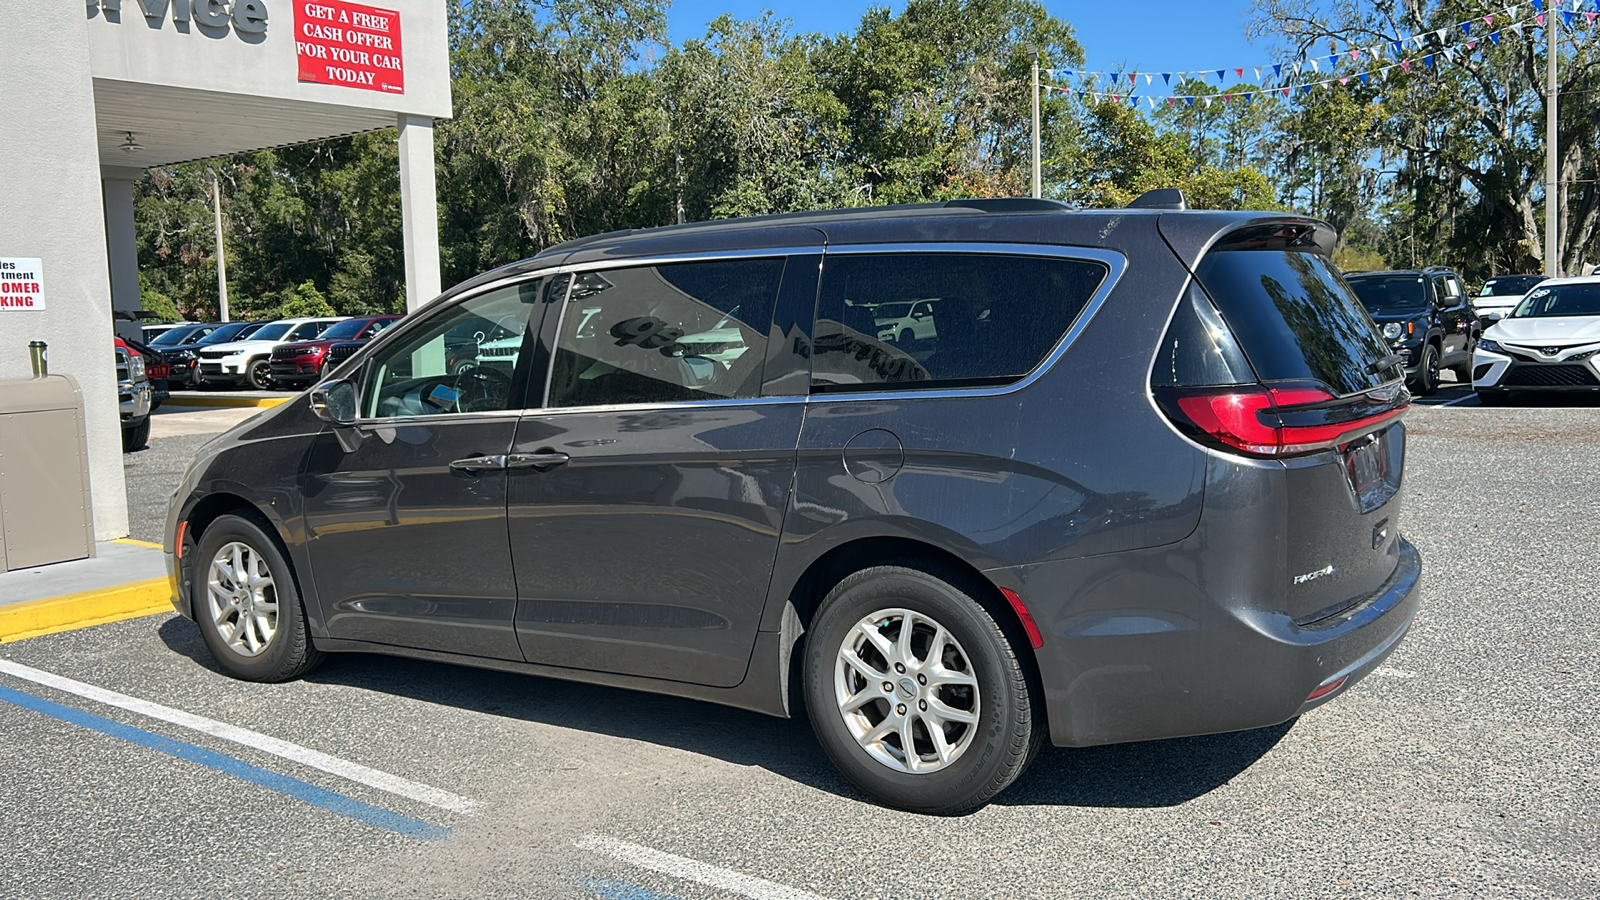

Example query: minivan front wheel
[804,564,1041,814]
[192,514,323,682]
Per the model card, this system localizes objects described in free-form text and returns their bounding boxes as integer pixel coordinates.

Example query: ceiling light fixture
[119,132,142,153]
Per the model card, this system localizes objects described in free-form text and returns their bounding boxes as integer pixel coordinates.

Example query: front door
[302,278,551,660]
[508,256,805,687]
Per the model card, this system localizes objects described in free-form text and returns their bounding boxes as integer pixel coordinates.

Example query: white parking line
[0,659,476,814]
[576,835,831,900]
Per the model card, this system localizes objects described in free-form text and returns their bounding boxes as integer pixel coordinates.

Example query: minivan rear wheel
[192,514,323,682]
[803,564,1041,814]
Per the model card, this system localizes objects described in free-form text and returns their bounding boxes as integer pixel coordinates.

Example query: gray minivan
[164,194,1421,813]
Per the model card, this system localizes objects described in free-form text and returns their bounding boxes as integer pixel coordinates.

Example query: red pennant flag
[1536,13,1545,26]
[1128,73,1136,84]
[1401,60,1411,73]
[1234,67,1243,78]
[1222,93,1232,103]
[1589,12,1596,23]
[1350,48,1360,61]
[1281,86,1290,96]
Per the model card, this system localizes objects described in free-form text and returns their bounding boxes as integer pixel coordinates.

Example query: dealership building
[0,1,450,550]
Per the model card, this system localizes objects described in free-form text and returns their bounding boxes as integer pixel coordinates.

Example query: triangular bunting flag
[1281,86,1290,96]
[1564,10,1575,24]
[1536,13,1545,26]
[1128,73,1137,84]
[1185,96,1195,106]
[1461,22,1472,35]
[1485,14,1495,25]
[1254,66,1262,79]
[1350,48,1361,61]
[1360,71,1370,84]
[1424,54,1434,67]
[1235,67,1244,78]
[1273,63,1283,78]
[1109,72,1119,84]
[1328,54,1339,68]
[1221,93,1231,104]
[1244,93,1254,104]
[1491,30,1501,44]
[1435,28,1448,43]
[1468,38,1477,49]
[1339,76,1349,85]
[1589,12,1597,23]
[1413,35,1426,48]
[1311,58,1320,71]
[1129,96,1138,107]
[1401,59,1411,72]
[1162,72,1172,84]
[1301,83,1312,94]
[1166,97,1174,106]
[1145,73,1153,84]
[1202,96,1213,107]
[1147,96,1156,108]
[1533,0,1542,10]
[1391,40,1403,54]
[1216,68,1227,81]
[1512,22,1525,36]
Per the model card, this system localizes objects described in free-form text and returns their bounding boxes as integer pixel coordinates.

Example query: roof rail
[1128,188,1188,211]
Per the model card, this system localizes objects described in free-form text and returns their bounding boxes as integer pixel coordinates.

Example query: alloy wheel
[835,608,981,774]
[205,541,279,657]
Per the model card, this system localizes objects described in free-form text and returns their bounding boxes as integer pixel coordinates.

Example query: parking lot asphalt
[5,399,1595,898]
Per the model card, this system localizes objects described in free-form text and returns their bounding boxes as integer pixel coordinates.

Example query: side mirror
[309,379,358,425]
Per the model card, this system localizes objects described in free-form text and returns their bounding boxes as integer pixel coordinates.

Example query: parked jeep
[1345,267,1479,394]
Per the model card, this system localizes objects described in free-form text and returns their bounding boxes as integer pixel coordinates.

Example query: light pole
[211,168,230,322]
[1544,9,1560,277]
[1030,47,1042,199]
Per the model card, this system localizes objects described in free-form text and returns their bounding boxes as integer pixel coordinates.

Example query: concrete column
[397,114,442,312]
[102,166,144,343]
[0,4,128,541]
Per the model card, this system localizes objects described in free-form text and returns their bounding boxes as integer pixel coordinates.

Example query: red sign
[294,1,404,94]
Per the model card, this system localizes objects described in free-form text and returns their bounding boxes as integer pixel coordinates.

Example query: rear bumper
[998,534,1422,748]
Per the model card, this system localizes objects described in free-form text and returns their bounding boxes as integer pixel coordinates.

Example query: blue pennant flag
[1564,11,1575,26]
[1532,0,1542,11]
[1391,40,1403,55]
[1301,84,1312,94]
[1129,95,1138,107]
[1273,63,1283,78]
[1461,22,1471,36]
[1328,54,1339,68]
[1490,31,1500,45]
[1423,54,1434,68]
[1109,72,1119,84]
[1360,72,1369,84]
[1061,69,1074,77]
[1162,72,1171,85]
[1216,68,1226,81]
[1185,96,1195,106]
[1244,94,1254,104]
[1077,91,1086,100]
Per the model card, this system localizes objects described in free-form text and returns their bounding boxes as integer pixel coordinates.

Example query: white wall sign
[0,258,45,310]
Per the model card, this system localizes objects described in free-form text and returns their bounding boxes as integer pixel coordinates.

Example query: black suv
[164,194,1421,813]
[1345,267,1478,394]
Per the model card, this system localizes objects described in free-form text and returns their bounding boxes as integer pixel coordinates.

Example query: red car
[268,315,402,389]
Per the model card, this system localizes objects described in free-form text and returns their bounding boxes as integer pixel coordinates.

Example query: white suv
[197,317,346,389]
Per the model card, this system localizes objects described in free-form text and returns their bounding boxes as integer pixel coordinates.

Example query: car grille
[1501,364,1600,387]
[200,364,225,375]
[326,343,361,366]
[198,349,232,360]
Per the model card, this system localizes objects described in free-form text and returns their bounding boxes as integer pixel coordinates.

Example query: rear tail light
[1158,383,1407,457]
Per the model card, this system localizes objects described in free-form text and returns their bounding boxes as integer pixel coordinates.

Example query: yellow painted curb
[114,538,164,550]
[163,395,291,409]
[0,578,173,643]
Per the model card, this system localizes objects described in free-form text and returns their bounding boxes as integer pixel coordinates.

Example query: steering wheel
[451,364,514,412]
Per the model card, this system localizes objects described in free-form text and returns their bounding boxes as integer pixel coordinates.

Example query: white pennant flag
[1377,65,1387,81]
[1203,96,1213,107]
[1145,73,1153,84]
[1254,66,1262,79]
[1311,58,1320,71]
[1512,21,1525,36]
[1372,44,1384,60]
[1414,34,1427,48]
[1147,96,1156,108]
[1435,28,1448,44]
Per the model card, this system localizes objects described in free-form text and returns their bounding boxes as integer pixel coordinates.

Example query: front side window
[546,258,784,407]
[811,252,1109,391]
[363,282,542,418]
[287,321,331,341]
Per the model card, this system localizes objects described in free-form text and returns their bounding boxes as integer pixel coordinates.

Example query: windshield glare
[1348,276,1428,311]
[199,323,251,344]
[252,323,293,341]
[1511,283,1600,318]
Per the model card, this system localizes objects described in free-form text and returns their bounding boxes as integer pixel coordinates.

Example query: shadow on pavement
[159,616,1293,813]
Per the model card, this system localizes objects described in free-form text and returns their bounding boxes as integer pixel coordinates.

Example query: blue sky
[663,0,1266,74]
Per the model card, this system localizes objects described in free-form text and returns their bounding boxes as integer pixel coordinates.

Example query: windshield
[1347,276,1428,311]
[199,322,252,344]
[251,323,293,341]
[319,318,372,340]
[1511,283,1600,318]
[150,324,203,346]
[874,302,916,319]
[1479,276,1544,297]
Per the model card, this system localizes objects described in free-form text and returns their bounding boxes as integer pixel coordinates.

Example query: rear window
[1196,250,1394,396]
[811,253,1108,391]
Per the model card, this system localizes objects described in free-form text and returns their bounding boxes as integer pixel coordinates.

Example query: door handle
[449,454,507,473]
[506,450,570,470]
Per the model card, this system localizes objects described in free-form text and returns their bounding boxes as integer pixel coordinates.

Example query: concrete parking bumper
[0,539,170,642]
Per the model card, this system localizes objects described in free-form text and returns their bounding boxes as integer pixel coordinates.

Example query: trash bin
[0,375,94,572]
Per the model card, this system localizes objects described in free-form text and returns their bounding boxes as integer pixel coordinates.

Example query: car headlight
[130,355,146,380]
[1478,338,1502,354]
[1382,322,1403,340]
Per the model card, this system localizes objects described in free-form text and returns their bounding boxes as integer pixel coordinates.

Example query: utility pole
[1544,10,1560,277]
[212,169,229,321]
[1030,47,1042,199]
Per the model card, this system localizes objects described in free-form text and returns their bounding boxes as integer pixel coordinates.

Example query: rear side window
[811,252,1108,391]
[1196,250,1395,396]
[546,257,784,407]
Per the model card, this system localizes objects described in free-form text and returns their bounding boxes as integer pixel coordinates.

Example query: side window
[811,252,1109,391]
[362,282,541,418]
[546,258,784,408]
[364,319,396,338]
[291,322,326,341]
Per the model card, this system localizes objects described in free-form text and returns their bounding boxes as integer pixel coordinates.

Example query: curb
[0,578,173,643]
[163,395,291,409]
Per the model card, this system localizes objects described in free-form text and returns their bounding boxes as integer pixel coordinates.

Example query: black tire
[191,513,323,682]
[121,417,151,452]
[898,329,914,345]
[1412,344,1440,396]
[803,563,1042,814]
[246,358,273,390]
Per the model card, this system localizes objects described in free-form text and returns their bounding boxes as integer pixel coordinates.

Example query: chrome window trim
[528,242,1126,414]
[806,243,1126,404]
